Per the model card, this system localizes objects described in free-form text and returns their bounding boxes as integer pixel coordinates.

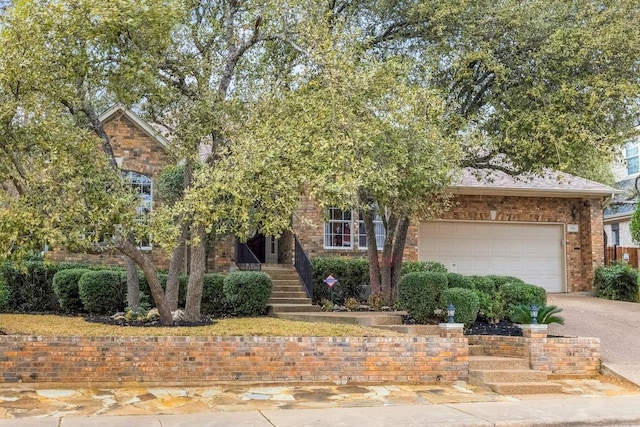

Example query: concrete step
[485,381,563,395]
[469,369,548,385]
[271,290,310,298]
[469,356,529,370]
[271,279,303,286]
[268,297,313,305]
[268,304,322,314]
[271,285,307,293]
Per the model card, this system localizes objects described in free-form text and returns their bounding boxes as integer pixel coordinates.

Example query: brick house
[53,105,616,293]
[292,169,616,293]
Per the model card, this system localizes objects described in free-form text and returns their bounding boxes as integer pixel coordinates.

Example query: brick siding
[293,194,605,292]
[0,335,468,386]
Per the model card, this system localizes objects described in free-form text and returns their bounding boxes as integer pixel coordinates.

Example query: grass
[0,314,403,337]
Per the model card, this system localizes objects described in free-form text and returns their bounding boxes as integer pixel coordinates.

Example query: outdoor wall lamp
[530,305,539,325]
[571,206,578,221]
[447,303,456,323]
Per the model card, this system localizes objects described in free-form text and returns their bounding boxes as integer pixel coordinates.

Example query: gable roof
[451,168,619,198]
[98,104,170,149]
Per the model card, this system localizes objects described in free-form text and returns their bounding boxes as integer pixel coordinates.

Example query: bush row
[396,271,546,325]
[594,263,639,302]
[1,261,271,317]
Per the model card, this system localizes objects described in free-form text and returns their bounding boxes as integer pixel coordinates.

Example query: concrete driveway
[547,293,640,385]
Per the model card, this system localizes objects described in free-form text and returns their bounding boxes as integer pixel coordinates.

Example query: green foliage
[201,273,231,316]
[52,268,91,313]
[400,261,448,276]
[137,272,188,308]
[0,261,61,312]
[501,283,547,318]
[487,275,526,289]
[78,271,127,315]
[470,276,497,294]
[311,258,368,305]
[223,271,272,316]
[157,165,186,206]
[0,275,8,310]
[474,289,505,324]
[396,272,448,323]
[510,304,565,325]
[594,263,639,302]
[440,287,479,326]
[447,273,473,289]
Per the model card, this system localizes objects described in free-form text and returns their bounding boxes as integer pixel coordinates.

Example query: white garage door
[418,221,565,293]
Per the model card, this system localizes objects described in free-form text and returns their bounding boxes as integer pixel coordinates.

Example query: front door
[245,234,278,264]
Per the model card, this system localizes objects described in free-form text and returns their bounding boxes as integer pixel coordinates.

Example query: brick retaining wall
[0,336,468,386]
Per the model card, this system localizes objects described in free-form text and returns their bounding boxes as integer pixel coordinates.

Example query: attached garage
[418,221,565,293]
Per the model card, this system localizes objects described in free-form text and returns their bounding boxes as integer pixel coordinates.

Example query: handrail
[234,242,262,271]
[294,234,313,299]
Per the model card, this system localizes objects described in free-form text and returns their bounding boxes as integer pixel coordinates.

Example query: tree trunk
[362,209,381,297]
[116,240,173,325]
[125,255,140,311]
[379,213,399,303]
[389,216,410,302]
[184,224,206,321]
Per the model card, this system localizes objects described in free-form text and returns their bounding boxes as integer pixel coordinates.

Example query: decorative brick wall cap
[439,323,464,329]
[519,324,549,331]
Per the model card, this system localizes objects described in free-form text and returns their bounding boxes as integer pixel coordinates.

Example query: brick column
[520,324,548,372]
[439,323,464,338]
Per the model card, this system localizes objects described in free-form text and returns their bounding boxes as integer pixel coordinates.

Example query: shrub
[396,272,448,323]
[53,268,91,313]
[469,275,497,294]
[474,289,505,324]
[486,275,526,289]
[0,276,8,310]
[447,273,473,289]
[594,263,639,302]
[0,261,62,312]
[440,287,479,326]
[400,261,447,276]
[78,271,127,314]
[223,271,272,316]
[311,258,368,304]
[510,304,564,325]
[201,273,231,316]
[501,283,546,319]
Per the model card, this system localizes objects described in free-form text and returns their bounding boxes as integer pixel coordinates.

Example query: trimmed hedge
[223,271,272,316]
[136,272,188,308]
[469,275,497,294]
[0,261,61,312]
[502,282,547,320]
[447,273,473,289]
[594,263,639,302]
[78,271,127,314]
[400,261,447,276]
[53,268,91,312]
[0,275,8,310]
[311,258,368,304]
[396,271,448,323]
[441,287,479,326]
[201,273,230,316]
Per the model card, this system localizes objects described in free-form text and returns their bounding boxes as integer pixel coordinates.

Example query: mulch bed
[464,320,523,336]
[84,315,214,328]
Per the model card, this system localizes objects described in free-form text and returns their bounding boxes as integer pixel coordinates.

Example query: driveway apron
[548,293,640,386]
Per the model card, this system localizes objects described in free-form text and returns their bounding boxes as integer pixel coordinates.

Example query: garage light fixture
[447,304,456,323]
[571,206,578,221]
[530,305,539,325]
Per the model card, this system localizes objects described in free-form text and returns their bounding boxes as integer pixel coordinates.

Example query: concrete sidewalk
[3,395,640,426]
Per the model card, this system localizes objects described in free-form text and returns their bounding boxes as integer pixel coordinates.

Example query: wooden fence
[605,246,639,268]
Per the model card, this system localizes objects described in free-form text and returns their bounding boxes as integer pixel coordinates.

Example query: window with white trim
[358,211,385,250]
[626,142,639,175]
[122,170,153,249]
[324,207,352,249]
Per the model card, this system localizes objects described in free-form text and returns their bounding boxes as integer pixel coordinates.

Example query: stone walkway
[0,376,637,420]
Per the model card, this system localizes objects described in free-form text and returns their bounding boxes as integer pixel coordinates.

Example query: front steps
[469,354,563,395]
[263,265,321,315]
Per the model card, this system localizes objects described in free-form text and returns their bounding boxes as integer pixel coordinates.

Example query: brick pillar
[521,324,548,371]
[439,323,464,338]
